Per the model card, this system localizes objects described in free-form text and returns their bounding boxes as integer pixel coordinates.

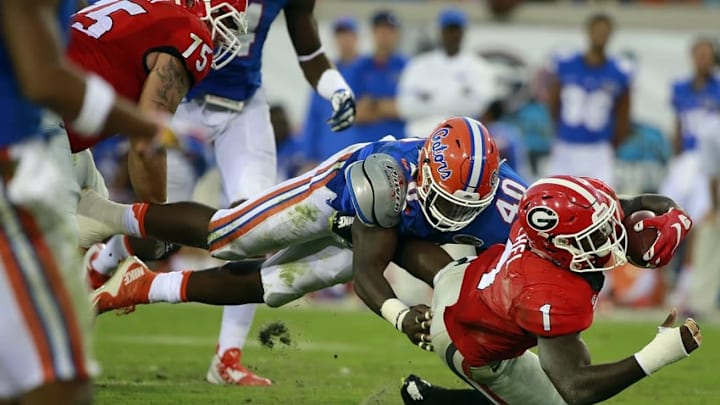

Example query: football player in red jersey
[0,1,244,403]
[399,176,701,405]
[66,0,246,202]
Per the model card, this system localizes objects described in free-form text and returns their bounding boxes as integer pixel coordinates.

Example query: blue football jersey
[0,0,76,147]
[553,52,632,144]
[327,138,528,248]
[671,75,720,152]
[187,0,290,101]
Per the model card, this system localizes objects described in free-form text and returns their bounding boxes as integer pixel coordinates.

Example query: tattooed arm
[139,52,190,114]
[129,52,191,202]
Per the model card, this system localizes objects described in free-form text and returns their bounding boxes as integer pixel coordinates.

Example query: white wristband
[72,73,116,136]
[380,298,410,332]
[633,326,689,375]
[316,69,351,101]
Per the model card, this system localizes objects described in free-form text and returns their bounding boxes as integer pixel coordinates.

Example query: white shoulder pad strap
[345,153,407,228]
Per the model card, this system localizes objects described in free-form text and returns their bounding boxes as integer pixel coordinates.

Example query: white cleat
[206,348,272,386]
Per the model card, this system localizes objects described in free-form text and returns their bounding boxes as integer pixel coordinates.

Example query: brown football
[622,210,658,268]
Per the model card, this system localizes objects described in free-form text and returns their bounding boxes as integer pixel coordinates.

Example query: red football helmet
[579,176,626,221]
[416,116,501,232]
[518,175,627,272]
[178,0,248,69]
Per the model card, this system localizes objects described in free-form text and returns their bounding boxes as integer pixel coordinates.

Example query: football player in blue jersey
[80,116,525,344]
[171,0,356,210]
[547,13,633,187]
[0,0,194,403]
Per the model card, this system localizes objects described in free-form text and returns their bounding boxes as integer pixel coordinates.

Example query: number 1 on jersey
[539,304,551,331]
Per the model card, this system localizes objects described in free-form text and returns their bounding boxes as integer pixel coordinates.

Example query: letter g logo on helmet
[527,206,559,232]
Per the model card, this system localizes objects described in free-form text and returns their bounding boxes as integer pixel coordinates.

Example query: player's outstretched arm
[351,220,399,315]
[285,0,355,132]
[394,239,453,288]
[284,0,329,87]
[538,309,701,405]
[1,0,160,145]
[351,222,432,350]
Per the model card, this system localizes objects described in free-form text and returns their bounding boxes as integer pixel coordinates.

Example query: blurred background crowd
[91,0,720,318]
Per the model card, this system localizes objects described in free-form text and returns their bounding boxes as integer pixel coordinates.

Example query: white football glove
[327,89,356,132]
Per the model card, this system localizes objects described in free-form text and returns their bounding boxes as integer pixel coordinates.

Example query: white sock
[148,271,188,303]
[217,304,257,354]
[122,203,148,237]
[91,235,132,275]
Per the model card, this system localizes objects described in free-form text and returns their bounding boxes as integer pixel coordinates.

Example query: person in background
[301,16,361,166]
[397,7,498,138]
[660,38,720,309]
[271,104,304,181]
[482,100,531,180]
[688,84,720,319]
[353,10,407,139]
[547,13,632,187]
[505,68,555,179]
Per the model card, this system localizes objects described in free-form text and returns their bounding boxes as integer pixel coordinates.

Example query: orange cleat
[91,256,155,314]
[206,348,272,386]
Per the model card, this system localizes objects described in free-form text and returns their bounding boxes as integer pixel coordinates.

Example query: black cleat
[401,374,433,404]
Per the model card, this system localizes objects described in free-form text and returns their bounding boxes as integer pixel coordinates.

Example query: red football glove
[634,208,693,267]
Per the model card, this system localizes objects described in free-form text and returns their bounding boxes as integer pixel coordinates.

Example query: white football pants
[169,88,277,205]
[0,130,97,398]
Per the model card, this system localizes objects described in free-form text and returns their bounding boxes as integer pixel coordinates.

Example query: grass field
[93,303,718,405]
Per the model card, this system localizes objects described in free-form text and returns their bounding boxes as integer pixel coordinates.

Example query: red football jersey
[444,222,600,371]
[66,0,214,151]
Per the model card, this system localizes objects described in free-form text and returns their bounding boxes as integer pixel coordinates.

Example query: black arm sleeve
[620,194,680,217]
